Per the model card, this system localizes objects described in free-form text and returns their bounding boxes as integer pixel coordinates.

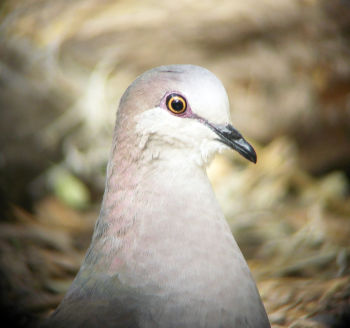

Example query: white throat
[135,107,226,167]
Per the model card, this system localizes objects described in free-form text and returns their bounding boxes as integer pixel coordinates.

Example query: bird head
[116,65,256,167]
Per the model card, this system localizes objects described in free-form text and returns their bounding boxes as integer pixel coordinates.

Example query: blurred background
[1,0,350,327]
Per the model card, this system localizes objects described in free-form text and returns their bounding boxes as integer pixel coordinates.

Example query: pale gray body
[44,65,270,328]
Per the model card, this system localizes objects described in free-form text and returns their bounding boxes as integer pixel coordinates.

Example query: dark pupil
[171,98,184,112]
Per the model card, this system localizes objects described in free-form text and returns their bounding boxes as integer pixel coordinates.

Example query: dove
[44,64,270,328]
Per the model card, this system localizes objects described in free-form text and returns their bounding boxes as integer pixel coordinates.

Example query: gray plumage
[44,65,270,328]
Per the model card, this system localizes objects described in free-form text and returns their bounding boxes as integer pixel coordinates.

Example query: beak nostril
[193,117,257,163]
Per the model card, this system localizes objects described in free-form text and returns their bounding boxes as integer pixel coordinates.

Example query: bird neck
[101,144,212,226]
[84,141,222,273]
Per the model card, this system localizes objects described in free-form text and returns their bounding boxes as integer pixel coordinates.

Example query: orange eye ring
[166,93,187,114]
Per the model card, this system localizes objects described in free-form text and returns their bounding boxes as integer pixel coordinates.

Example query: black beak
[207,123,257,163]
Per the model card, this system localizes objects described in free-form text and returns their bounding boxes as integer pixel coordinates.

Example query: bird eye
[166,93,187,114]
